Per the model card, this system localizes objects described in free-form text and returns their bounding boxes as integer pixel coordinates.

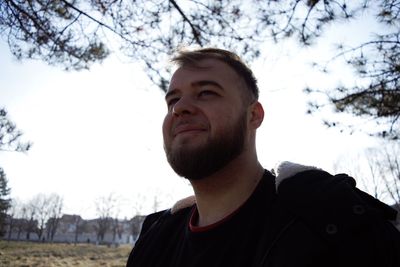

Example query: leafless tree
[131,193,146,217]
[111,217,123,246]
[364,148,387,200]
[13,202,29,240]
[6,198,20,240]
[72,214,87,245]
[94,193,120,243]
[29,194,48,241]
[130,215,145,242]
[335,149,389,201]
[6,199,37,240]
[28,193,64,241]
[380,143,400,207]
[335,142,400,208]
[24,202,37,240]
[45,194,64,242]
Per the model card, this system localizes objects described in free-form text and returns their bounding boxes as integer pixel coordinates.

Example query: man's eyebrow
[193,80,224,90]
[165,89,179,100]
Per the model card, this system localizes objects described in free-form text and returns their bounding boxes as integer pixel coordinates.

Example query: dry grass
[0,240,133,267]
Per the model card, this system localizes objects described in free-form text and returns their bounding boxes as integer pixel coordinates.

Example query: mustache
[171,120,208,136]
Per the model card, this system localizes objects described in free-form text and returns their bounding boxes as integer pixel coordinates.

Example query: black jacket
[127,162,400,267]
[264,168,400,266]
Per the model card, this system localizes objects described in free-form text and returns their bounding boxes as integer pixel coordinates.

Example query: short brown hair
[171,48,259,102]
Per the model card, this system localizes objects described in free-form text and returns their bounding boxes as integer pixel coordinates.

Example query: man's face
[162,59,250,180]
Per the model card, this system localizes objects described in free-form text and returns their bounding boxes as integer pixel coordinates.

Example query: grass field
[0,240,133,267]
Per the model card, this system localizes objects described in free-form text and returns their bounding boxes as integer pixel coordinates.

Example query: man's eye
[199,90,218,97]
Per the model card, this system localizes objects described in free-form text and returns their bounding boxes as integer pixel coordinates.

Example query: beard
[164,113,247,180]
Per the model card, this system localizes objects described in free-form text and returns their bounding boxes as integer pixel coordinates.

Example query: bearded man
[127,48,400,267]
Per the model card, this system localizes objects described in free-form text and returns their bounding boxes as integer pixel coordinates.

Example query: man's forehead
[168,59,238,91]
[174,58,225,70]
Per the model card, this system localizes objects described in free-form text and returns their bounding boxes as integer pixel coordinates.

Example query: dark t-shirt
[127,171,282,267]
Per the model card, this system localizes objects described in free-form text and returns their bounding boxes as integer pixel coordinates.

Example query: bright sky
[0,11,383,219]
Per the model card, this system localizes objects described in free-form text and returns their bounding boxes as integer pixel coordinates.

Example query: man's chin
[171,138,207,151]
[177,166,218,181]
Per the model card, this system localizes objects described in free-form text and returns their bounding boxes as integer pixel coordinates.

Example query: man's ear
[249,101,264,129]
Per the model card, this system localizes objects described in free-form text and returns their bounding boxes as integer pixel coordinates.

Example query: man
[127,48,400,267]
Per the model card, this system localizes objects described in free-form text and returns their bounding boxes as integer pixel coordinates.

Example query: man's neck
[190,154,264,227]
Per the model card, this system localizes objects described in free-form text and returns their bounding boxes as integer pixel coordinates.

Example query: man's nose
[172,96,196,116]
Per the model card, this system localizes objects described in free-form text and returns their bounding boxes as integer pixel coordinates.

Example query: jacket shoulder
[277,166,399,244]
[274,165,400,266]
[138,203,194,239]
[140,209,170,235]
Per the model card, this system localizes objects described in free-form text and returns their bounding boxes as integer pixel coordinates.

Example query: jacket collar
[274,161,320,191]
[171,161,318,214]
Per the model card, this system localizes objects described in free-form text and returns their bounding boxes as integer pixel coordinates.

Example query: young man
[127,48,400,267]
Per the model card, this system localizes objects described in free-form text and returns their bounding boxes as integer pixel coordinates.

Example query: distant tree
[45,194,64,242]
[72,215,87,245]
[379,143,400,206]
[28,194,47,241]
[334,150,387,201]
[94,193,120,243]
[130,215,145,242]
[6,198,22,240]
[363,149,387,200]
[12,201,28,240]
[5,201,29,241]
[0,167,11,237]
[111,217,123,246]
[131,193,146,216]
[24,202,38,240]
[334,142,400,207]
[28,193,64,241]
[0,108,31,237]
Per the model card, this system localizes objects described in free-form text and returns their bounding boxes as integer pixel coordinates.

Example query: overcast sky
[0,11,382,219]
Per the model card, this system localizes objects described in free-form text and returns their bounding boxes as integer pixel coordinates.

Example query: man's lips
[173,124,207,137]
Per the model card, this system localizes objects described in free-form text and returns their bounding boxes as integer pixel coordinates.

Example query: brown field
[0,240,133,267]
